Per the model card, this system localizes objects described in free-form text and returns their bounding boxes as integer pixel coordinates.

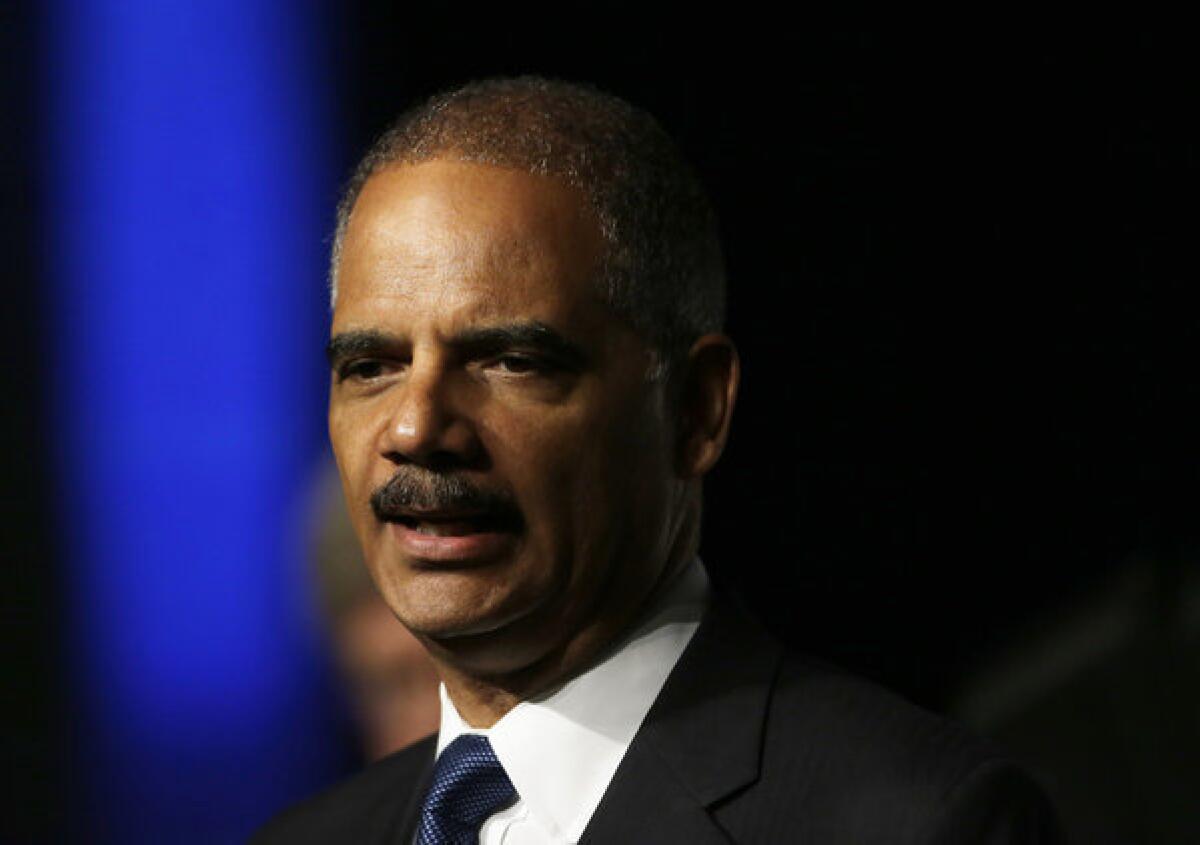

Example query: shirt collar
[436,558,710,842]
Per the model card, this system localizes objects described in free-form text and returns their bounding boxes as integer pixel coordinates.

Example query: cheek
[481,407,587,538]
[330,415,362,496]
[583,394,676,539]
[488,390,670,549]
[330,397,388,478]
[328,403,354,468]
[329,404,383,540]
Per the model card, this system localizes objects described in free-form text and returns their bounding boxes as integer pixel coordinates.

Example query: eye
[493,354,542,374]
[337,359,388,383]
[472,349,579,398]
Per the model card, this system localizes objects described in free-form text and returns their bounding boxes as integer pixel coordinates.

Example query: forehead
[334,160,606,331]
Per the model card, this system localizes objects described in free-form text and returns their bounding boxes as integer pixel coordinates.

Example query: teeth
[413,521,476,537]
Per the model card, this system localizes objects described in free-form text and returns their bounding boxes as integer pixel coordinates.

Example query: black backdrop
[4,17,1197,839]
[335,21,1197,702]
[3,2,58,839]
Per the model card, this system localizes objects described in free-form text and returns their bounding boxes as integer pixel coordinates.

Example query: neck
[434,498,700,728]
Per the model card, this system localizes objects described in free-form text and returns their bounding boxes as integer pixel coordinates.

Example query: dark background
[339,22,1197,701]
[5,14,1197,841]
[4,0,58,838]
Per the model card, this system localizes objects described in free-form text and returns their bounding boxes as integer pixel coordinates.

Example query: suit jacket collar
[391,595,780,844]
[580,593,783,843]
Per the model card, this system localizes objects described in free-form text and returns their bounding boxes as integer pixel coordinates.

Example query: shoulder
[730,651,1062,842]
[642,595,1061,841]
[768,652,997,787]
[251,735,436,845]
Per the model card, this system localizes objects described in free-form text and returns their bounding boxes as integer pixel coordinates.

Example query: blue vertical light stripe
[44,1,342,840]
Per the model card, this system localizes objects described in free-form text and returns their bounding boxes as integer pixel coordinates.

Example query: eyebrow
[325,321,590,370]
[325,330,396,368]
[452,322,589,369]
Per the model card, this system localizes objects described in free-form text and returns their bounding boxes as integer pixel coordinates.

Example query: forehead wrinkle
[347,274,553,344]
[339,160,609,337]
[370,162,600,279]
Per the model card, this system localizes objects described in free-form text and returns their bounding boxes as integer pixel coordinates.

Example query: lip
[388,521,518,565]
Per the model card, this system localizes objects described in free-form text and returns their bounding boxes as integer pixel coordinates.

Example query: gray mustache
[370,469,522,526]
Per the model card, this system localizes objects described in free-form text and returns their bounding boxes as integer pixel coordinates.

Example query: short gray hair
[330,76,726,376]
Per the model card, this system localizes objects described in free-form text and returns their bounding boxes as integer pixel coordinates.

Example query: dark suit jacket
[255,597,1063,843]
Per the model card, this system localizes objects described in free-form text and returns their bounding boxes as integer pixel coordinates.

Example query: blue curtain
[43,1,343,840]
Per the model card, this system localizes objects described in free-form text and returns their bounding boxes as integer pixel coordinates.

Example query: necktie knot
[417,734,517,844]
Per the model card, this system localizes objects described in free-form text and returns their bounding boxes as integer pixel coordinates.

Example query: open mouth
[387,510,522,564]
[388,510,522,536]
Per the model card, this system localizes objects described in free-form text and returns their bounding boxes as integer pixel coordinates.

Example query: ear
[674,334,740,478]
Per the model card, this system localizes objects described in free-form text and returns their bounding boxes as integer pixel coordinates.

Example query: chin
[382,568,534,635]
[385,575,568,677]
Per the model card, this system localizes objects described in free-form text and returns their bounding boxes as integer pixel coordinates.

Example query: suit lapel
[576,738,734,844]
[359,735,435,844]
[580,596,782,844]
[389,752,434,844]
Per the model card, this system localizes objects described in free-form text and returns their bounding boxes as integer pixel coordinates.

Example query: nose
[380,363,482,471]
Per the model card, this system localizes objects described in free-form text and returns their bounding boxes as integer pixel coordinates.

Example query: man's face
[328,160,683,676]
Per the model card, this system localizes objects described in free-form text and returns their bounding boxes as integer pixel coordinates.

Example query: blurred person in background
[954,544,1200,844]
[311,464,440,762]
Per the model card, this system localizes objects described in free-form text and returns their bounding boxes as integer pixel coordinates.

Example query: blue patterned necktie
[416,734,518,845]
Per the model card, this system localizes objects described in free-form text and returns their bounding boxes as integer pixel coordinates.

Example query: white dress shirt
[432,558,710,844]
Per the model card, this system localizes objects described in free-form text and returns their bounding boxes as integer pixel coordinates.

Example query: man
[257,77,1061,843]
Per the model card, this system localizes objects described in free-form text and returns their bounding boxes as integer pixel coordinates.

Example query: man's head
[326,78,738,697]
[330,76,725,381]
